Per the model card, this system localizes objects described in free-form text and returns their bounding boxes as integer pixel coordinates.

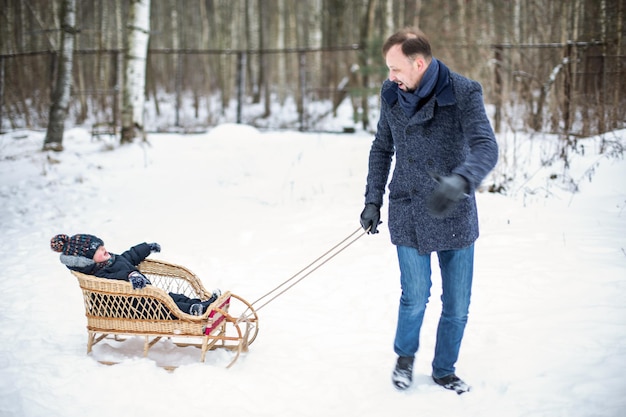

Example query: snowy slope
[0,125,625,417]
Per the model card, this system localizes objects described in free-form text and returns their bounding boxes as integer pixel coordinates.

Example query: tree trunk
[258,0,271,118]
[171,0,181,127]
[43,0,76,152]
[121,0,151,144]
[358,0,375,130]
[612,0,624,130]
[404,0,421,27]
[114,0,123,128]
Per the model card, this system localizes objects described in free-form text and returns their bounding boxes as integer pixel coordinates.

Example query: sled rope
[236,226,368,323]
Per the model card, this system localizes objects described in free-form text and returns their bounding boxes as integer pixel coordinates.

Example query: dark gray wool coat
[364,61,498,254]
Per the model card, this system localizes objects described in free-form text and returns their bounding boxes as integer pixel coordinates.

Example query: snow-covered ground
[0,123,624,417]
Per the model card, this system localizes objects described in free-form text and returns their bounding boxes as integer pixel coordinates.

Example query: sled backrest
[137,259,211,299]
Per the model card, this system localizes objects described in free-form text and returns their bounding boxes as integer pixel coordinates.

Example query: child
[50,233,219,316]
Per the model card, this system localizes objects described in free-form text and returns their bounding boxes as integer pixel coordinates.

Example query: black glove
[427,174,469,219]
[189,303,205,316]
[360,203,381,234]
[128,271,150,289]
[148,242,161,253]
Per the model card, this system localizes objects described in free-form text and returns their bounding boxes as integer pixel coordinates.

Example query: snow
[0,121,625,417]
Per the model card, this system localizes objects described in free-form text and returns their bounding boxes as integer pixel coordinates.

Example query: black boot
[432,374,471,394]
[201,289,221,309]
[392,356,414,390]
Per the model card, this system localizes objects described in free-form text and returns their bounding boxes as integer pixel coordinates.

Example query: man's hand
[427,174,469,218]
[360,203,381,234]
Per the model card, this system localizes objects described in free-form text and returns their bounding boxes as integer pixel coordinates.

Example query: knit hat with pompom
[50,234,104,260]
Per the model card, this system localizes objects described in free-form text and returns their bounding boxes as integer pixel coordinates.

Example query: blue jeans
[394,244,474,378]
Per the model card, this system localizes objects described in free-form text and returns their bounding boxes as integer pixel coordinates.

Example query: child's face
[93,246,111,263]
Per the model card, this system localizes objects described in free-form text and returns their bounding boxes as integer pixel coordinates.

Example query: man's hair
[382,28,432,60]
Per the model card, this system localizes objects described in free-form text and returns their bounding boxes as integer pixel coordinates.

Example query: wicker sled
[70,259,259,369]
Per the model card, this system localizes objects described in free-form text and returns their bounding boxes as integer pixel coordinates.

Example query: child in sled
[50,233,219,316]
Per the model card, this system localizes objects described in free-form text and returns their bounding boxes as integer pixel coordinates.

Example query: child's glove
[148,242,161,253]
[128,271,150,289]
[189,303,205,316]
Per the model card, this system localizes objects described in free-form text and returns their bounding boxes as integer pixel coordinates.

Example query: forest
[0,0,624,147]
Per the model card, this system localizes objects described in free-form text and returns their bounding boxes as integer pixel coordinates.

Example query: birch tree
[42,0,76,152]
[121,0,150,143]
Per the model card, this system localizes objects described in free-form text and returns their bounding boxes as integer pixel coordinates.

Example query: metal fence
[0,45,369,133]
[491,42,625,137]
[1,42,624,136]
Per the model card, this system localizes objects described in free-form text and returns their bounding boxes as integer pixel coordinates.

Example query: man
[359,28,498,394]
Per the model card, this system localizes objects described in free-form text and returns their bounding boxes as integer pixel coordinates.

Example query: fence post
[175,51,183,128]
[493,45,503,133]
[236,51,246,124]
[298,51,306,131]
[114,50,122,129]
[0,57,4,133]
[563,42,572,136]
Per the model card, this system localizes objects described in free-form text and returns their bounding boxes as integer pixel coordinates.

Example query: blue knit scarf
[397,58,440,118]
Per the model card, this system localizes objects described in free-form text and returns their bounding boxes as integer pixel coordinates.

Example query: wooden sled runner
[71,259,259,369]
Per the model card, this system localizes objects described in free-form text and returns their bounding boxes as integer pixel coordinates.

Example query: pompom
[50,234,69,252]
[50,233,103,260]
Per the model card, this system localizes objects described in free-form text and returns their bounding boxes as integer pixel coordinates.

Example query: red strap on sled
[204,296,231,335]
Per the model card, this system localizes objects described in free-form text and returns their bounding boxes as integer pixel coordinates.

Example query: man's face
[385,44,424,92]
[93,245,111,263]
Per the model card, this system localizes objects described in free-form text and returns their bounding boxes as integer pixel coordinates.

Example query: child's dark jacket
[61,243,151,281]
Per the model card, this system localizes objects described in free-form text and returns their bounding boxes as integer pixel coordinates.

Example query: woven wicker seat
[71,259,258,368]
